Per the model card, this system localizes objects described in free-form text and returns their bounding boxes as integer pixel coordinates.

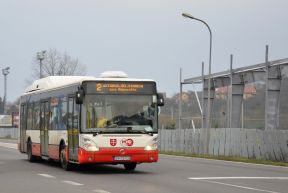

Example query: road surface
[0,140,287,193]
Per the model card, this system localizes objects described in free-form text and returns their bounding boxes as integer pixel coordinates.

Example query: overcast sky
[0,0,288,102]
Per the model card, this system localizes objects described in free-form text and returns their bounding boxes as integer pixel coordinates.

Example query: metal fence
[159,128,288,162]
[180,56,288,130]
[0,127,19,139]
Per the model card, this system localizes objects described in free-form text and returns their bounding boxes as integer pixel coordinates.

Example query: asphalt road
[0,140,288,193]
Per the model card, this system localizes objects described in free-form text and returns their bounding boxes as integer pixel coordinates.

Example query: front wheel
[27,141,36,162]
[60,146,73,171]
[124,163,137,171]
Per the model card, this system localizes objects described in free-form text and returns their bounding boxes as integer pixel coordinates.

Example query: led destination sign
[97,83,147,93]
[84,81,156,95]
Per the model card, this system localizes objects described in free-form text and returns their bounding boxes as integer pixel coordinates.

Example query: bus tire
[60,145,72,171]
[124,163,137,171]
[27,140,36,162]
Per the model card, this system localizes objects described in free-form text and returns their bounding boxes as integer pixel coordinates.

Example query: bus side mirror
[76,88,84,104]
[157,93,164,106]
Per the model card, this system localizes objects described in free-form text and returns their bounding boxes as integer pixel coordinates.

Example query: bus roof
[23,76,155,95]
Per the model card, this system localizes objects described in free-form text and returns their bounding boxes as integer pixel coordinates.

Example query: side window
[68,97,79,130]
[51,97,59,130]
[74,101,79,129]
[68,98,74,129]
[20,104,27,131]
[59,97,67,130]
[41,101,50,131]
[45,101,50,131]
[33,102,40,130]
[27,103,33,130]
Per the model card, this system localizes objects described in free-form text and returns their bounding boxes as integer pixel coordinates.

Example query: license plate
[114,156,131,161]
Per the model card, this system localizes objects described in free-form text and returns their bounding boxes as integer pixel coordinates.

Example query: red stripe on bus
[66,146,69,161]
[78,147,158,164]
[32,143,41,156]
[48,145,60,160]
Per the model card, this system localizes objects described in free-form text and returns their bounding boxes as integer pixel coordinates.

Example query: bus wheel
[124,163,137,171]
[60,146,72,171]
[27,141,36,162]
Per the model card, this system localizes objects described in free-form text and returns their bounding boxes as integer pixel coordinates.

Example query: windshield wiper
[89,126,155,135]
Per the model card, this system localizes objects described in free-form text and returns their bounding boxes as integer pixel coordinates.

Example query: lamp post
[182,13,212,154]
[2,67,10,114]
[182,13,212,128]
[37,50,46,79]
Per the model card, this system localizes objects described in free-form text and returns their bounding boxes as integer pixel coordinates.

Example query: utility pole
[37,50,46,79]
[2,67,10,114]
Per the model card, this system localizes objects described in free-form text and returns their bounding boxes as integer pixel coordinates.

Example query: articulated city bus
[18,72,164,170]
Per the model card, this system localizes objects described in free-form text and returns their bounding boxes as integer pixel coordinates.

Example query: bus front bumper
[78,147,158,164]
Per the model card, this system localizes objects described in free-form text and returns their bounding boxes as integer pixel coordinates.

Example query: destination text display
[84,81,156,95]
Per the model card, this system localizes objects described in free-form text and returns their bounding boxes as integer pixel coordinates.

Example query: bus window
[20,104,27,131]
[74,101,79,129]
[51,97,59,130]
[20,104,27,152]
[33,102,40,130]
[68,98,74,129]
[27,103,33,130]
[59,97,67,130]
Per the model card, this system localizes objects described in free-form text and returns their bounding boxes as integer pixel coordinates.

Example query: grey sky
[0,0,287,102]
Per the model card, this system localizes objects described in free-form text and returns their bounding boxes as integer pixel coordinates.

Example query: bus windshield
[82,95,157,134]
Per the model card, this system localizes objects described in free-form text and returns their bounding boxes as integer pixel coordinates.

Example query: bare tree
[29,48,86,83]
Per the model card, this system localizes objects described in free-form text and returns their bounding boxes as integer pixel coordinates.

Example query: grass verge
[160,152,288,167]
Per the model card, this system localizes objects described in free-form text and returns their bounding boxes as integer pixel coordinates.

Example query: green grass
[160,151,288,167]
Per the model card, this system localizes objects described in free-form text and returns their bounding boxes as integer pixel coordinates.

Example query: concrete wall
[159,128,288,162]
[0,127,19,139]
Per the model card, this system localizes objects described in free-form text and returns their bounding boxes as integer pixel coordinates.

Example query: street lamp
[182,13,212,130]
[2,67,10,114]
[182,13,212,155]
[37,50,46,79]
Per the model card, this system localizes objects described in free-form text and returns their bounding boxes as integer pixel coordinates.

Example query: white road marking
[38,175,84,186]
[93,190,111,193]
[188,177,288,180]
[62,181,83,186]
[0,142,17,149]
[200,179,280,193]
[38,174,56,178]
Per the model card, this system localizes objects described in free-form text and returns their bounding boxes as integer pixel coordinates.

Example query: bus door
[20,104,27,152]
[40,101,50,156]
[68,97,79,161]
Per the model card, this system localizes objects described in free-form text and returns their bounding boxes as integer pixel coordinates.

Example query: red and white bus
[19,72,164,170]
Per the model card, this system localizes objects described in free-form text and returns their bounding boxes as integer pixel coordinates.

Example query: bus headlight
[81,137,99,152]
[145,143,158,151]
